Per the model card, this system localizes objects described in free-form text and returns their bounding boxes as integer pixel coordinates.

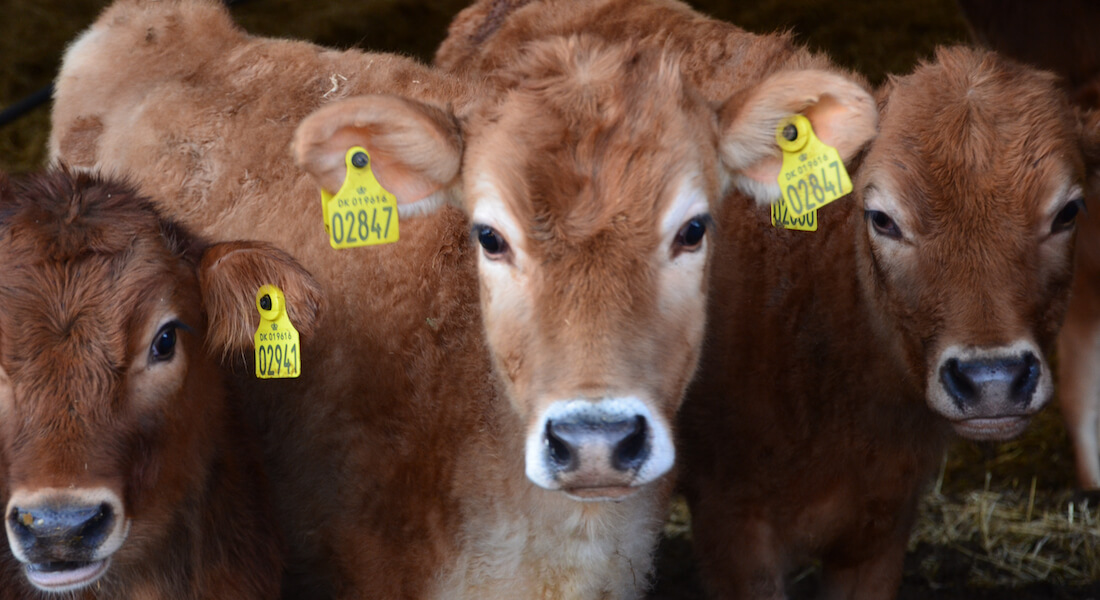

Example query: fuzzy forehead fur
[466,34,717,247]
[0,169,197,387]
[865,46,1081,228]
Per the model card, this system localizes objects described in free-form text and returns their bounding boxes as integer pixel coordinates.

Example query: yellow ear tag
[254,284,301,379]
[320,146,400,249]
[774,114,853,225]
[770,201,818,231]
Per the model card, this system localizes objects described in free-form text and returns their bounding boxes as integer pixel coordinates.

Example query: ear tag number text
[770,199,818,231]
[254,284,301,379]
[775,114,852,224]
[321,146,399,249]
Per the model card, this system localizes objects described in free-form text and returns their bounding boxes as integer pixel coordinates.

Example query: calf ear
[718,69,877,203]
[197,241,323,358]
[293,94,463,213]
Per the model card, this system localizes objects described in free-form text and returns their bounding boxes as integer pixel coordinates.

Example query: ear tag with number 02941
[321,146,399,249]
[254,284,301,379]
[773,114,852,226]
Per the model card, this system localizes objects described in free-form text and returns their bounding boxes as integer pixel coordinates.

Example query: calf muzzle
[545,414,650,474]
[525,396,675,500]
[939,352,1040,410]
[930,342,1050,441]
[5,489,127,592]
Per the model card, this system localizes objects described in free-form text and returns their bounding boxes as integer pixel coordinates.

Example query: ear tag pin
[254,284,301,379]
[320,146,400,249]
[771,114,853,230]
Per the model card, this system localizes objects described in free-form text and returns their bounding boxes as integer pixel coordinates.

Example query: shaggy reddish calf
[0,168,321,599]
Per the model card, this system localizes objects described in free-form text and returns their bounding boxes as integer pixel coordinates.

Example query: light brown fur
[50,0,876,597]
[0,167,322,599]
[53,2,485,596]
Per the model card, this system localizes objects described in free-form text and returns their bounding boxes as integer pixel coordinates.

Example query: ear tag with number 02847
[254,284,301,379]
[320,146,399,249]
[773,114,852,227]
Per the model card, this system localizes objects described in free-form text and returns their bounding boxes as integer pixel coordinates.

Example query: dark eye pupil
[675,217,708,251]
[477,226,505,255]
[152,327,177,361]
[680,219,706,246]
[865,210,902,239]
[1053,201,1080,231]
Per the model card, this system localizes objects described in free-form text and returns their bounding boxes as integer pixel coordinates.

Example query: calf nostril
[545,420,575,472]
[1009,352,1041,405]
[612,415,649,472]
[77,504,113,549]
[8,506,35,542]
[940,357,977,407]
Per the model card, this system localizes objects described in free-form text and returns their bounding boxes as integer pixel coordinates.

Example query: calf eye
[473,225,510,259]
[865,210,902,239]
[1051,198,1085,234]
[674,215,710,252]
[150,323,178,362]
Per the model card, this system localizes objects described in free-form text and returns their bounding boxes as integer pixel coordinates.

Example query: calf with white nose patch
[0,167,322,599]
[49,0,876,596]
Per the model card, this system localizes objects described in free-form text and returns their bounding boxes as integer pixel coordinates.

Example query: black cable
[0,0,252,129]
[0,83,52,129]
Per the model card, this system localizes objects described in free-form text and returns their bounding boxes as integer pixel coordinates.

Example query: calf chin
[525,397,674,500]
[927,341,1051,440]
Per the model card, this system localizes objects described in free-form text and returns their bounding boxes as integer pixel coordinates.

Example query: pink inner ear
[369,160,447,205]
[317,129,442,203]
[804,94,874,162]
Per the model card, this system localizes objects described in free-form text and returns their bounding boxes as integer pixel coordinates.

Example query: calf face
[295,36,876,498]
[856,47,1089,440]
[0,168,319,594]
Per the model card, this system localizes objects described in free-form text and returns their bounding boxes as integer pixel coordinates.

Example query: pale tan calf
[50,0,875,597]
[443,5,1098,597]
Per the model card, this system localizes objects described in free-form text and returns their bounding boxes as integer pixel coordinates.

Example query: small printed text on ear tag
[254,284,301,379]
[770,199,817,231]
[321,146,399,249]
[775,114,852,222]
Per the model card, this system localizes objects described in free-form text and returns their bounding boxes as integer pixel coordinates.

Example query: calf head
[295,36,875,499]
[0,168,320,593]
[855,47,1099,440]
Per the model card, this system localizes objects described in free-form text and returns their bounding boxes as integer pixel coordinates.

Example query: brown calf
[50,0,875,597]
[959,0,1100,490]
[681,47,1095,598]
[0,167,322,598]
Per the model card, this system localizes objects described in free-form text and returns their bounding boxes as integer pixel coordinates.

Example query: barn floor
[4,1,1099,598]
